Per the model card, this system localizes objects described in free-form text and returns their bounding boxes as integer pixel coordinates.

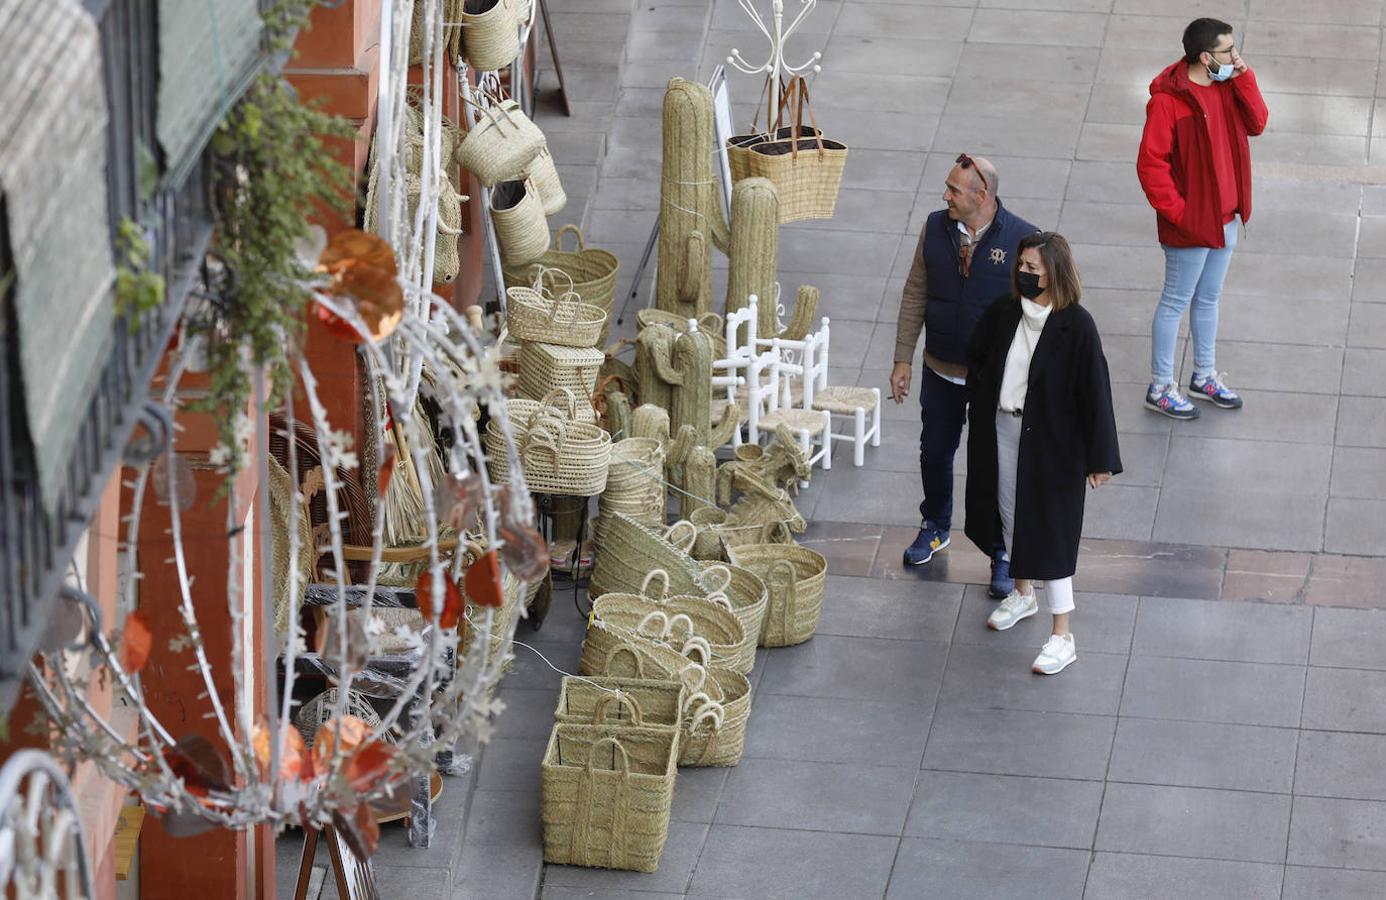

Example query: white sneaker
[987,590,1038,631]
[1033,633,1077,675]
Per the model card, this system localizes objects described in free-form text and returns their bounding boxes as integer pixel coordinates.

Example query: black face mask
[1016,271,1044,299]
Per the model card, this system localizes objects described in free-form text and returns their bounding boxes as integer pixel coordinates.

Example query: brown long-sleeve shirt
[893,230,969,380]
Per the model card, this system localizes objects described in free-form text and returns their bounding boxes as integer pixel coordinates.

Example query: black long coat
[963,296,1122,581]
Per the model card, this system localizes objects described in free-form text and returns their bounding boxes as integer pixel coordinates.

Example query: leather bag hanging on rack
[731,75,846,223]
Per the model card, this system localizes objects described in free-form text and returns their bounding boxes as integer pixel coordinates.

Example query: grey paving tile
[1250,0,1383,24]
[1259,93,1375,138]
[776,228,902,276]
[1056,201,1151,247]
[1084,483,1159,542]
[1227,251,1354,302]
[542,820,707,894]
[1064,160,1146,205]
[1238,54,1381,97]
[493,687,565,739]
[994,196,1062,231]
[810,463,935,527]
[835,2,974,38]
[886,838,1088,900]
[818,574,963,641]
[922,705,1115,780]
[477,737,549,792]
[671,765,727,824]
[758,634,949,703]
[1095,782,1291,863]
[1218,293,1349,346]
[540,889,682,900]
[1084,853,1284,900]
[1243,21,1381,60]
[1077,123,1144,163]
[934,112,1082,159]
[822,34,962,78]
[716,757,915,835]
[969,9,1107,45]
[1104,13,1200,50]
[1102,432,1168,488]
[1353,257,1386,303]
[1296,730,1386,801]
[744,694,931,768]
[904,770,1103,848]
[1170,388,1338,445]
[810,73,953,115]
[1337,397,1386,447]
[1097,47,1181,86]
[946,78,1092,121]
[358,866,453,899]
[1255,176,1366,214]
[957,42,1100,84]
[1120,656,1306,728]
[1070,242,1167,290]
[1281,865,1386,899]
[952,587,1138,655]
[1108,718,1298,794]
[1205,342,1344,395]
[1085,289,1166,338]
[1254,132,1370,167]
[1153,488,1326,552]
[688,825,897,899]
[1311,607,1386,670]
[708,0,840,34]
[937,642,1128,716]
[1102,333,1165,383]
[1325,497,1386,555]
[453,791,543,900]
[1289,796,1386,870]
[1302,667,1386,733]
[1132,596,1313,664]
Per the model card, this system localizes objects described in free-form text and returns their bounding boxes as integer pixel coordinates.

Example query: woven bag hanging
[457,96,545,187]
[460,0,520,72]
[523,146,567,216]
[541,728,677,872]
[408,0,465,64]
[742,75,846,223]
[728,542,826,647]
[725,75,822,185]
[502,226,620,344]
[490,179,551,264]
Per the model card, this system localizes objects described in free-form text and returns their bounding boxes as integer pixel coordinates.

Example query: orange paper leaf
[378,443,397,497]
[415,568,465,630]
[312,715,371,773]
[316,229,403,343]
[346,740,398,793]
[119,611,153,674]
[465,549,505,608]
[253,718,311,782]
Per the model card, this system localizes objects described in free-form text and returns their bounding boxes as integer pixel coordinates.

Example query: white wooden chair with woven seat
[711,297,763,448]
[747,343,831,479]
[799,317,882,467]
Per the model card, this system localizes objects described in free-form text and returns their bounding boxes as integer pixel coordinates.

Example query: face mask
[1016,271,1044,299]
[1206,57,1234,81]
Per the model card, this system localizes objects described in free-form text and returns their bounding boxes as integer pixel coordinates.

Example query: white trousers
[996,411,1076,616]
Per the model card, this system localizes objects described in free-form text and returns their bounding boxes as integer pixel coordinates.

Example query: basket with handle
[491,179,551,264]
[725,75,823,185]
[541,727,677,872]
[700,562,768,668]
[506,269,607,348]
[600,570,751,675]
[488,413,611,497]
[740,75,846,223]
[555,677,686,731]
[460,0,521,73]
[727,542,826,647]
[678,667,752,768]
[580,608,712,681]
[582,643,728,712]
[523,146,567,216]
[503,225,620,344]
[689,506,793,557]
[517,340,604,409]
[457,95,543,186]
[599,437,666,527]
[588,513,717,599]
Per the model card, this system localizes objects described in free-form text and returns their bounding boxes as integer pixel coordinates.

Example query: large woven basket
[491,179,550,264]
[517,341,604,411]
[523,146,567,216]
[486,389,598,438]
[506,276,606,348]
[678,667,752,768]
[701,563,768,666]
[457,97,542,187]
[689,507,792,556]
[728,542,826,647]
[489,413,611,497]
[555,676,686,730]
[503,226,619,344]
[597,571,750,674]
[541,727,677,872]
[581,643,727,712]
[588,513,714,599]
[738,77,845,223]
[599,437,666,527]
[460,0,521,73]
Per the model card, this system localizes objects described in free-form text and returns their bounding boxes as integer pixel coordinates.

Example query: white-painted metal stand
[726,0,823,90]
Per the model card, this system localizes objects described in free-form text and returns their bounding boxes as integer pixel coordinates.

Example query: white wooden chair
[802,318,882,467]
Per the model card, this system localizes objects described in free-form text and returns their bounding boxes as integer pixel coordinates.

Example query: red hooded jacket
[1137,61,1269,249]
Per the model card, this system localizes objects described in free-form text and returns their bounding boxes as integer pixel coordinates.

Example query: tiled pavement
[283,0,1386,897]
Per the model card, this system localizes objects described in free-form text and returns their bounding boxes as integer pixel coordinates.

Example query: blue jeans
[918,367,968,532]
[1151,218,1239,385]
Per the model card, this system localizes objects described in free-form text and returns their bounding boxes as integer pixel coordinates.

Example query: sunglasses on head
[956,153,989,194]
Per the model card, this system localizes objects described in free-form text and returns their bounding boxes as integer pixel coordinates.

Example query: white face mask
[1205,52,1234,81]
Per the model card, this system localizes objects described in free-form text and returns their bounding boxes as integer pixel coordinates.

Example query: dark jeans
[917,367,1007,557]
[918,367,968,532]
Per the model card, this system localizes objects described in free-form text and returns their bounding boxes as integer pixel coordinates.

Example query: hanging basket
[678,668,751,768]
[503,226,620,345]
[524,146,567,216]
[541,727,677,872]
[728,542,826,647]
[517,341,604,408]
[460,0,521,73]
[491,179,551,264]
[457,97,544,187]
[738,76,846,223]
[488,413,611,497]
[506,273,606,348]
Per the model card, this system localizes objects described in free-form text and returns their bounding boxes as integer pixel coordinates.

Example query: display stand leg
[538,0,572,116]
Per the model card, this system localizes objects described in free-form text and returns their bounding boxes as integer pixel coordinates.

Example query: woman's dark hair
[1183,17,1233,65]
[1013,232,1081,310]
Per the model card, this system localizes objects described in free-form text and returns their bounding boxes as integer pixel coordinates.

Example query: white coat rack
[726,0,823,86]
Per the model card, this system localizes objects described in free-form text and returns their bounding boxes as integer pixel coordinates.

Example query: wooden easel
[294,825,379,900]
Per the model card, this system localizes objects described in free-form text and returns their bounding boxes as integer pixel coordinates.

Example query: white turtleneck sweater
[998,296,1053,414]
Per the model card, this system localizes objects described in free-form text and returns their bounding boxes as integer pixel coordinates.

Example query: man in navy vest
[889,154,1037,598]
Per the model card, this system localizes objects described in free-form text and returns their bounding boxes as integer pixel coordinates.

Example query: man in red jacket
[1137,18,1269,420]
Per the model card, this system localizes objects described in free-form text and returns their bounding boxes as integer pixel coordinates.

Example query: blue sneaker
[1145,383,1200,420]
[989,554,1014,599]
[1189,371,1243,409]
[903,521,950,566]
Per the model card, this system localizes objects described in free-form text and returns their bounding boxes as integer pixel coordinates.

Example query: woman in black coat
[963,232,1121,675]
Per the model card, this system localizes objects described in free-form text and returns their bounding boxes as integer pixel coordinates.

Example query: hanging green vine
[191,1,357,473]
[114,217,165,331]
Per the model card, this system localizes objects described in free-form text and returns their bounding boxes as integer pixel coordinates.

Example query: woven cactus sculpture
[724,178,820,342]
[638,325,739,449]
[667,424,717,517]
[656,78,729,321]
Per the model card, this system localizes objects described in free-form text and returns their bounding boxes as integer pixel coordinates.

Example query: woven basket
[579,606,715,682]
[689,506,792,555]
[294,688,384,747]
[741,77,846,223]
[555,676,686,730]
[599,438,666,528]
[458,97,543,186]
[728,542,826,647]
[597,570,750,674]
[581,643,727,711]
[488,389,599,435]
[503,226,619,344]
[408,0,465,64]
[489,413,611,496]
[678,667,751,768]
[588,512,714,599]
[460,0,521,73]
[518,341,604,409]
[524,146,567,216]
[507,276,606,348]
[541,727,677,872]
[701,563,768,666]
[491,179,550,264]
